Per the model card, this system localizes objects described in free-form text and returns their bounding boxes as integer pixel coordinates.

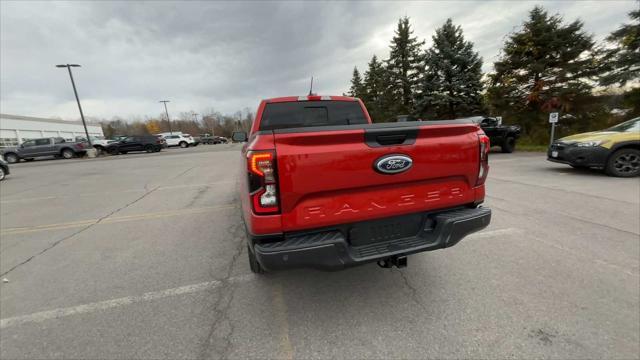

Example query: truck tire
[0,166,5,181]
[501,137,516,153]
[247,244,265,274]
[145,144,155,153]
[3,153,19,164]
[61,148,75,159]
[605,148,640,177]
[179,141,188,148]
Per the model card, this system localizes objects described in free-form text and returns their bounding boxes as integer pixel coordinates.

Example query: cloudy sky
[0,0,636,121]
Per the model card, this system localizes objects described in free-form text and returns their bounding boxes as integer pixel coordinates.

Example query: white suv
[161,134,195,148]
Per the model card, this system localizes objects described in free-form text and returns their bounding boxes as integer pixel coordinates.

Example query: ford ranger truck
[233,95,491,273]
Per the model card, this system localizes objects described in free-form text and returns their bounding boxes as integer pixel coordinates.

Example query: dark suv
[105,135,165,155]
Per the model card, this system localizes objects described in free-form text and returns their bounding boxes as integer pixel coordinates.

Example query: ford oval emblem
[374,154,413,174]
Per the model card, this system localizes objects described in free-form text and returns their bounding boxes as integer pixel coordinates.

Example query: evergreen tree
[487,6,599,139]
[386,17,425,115]
[363,55,388,121]
[416,19,484,119]
[348,67,365,98]
[600,7,639,86]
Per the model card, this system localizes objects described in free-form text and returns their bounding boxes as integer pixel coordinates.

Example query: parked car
[234,95,491,274]
[476,117,521,153]
[548,117,640,177]
[105,135,164,154]
[0,157,9,181]
[157,133,196,148]
[1,137,88,163]
[75,135,116,155]
[201,135,228,144]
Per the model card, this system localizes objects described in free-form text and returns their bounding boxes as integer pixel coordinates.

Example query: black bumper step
[253,207,491,271]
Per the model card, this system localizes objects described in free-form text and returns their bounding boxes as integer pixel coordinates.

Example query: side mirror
[19,144,24,148]
[232,132,248,142]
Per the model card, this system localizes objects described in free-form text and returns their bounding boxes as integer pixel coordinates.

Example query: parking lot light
[56,64,92,146]
[159,100,172,135]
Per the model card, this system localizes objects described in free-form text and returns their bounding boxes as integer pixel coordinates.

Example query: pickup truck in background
[1,137,88,163]
[476,116,521,153]
[233,95,492,273]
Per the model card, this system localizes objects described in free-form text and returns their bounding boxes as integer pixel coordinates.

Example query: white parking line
[0,274,254,329]
[0,228,523,329]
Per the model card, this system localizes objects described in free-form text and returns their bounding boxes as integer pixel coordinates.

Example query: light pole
[56,64,92,146]
[159,100,172,134]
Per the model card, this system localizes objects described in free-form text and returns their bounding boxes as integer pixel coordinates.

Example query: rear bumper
[252,207,491,271]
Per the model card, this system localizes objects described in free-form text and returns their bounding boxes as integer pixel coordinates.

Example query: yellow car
[548,117,640,177]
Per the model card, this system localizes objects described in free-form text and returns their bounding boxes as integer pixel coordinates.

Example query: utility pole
[56,64,92,146]
[159,100,172,134]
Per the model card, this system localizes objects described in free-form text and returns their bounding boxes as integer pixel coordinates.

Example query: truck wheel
[61,148,75,159]
[179,141,188,148]
[501,137,516,153]
[605,148,640,177]
[144,144,155,153]
[3,153,19,164]
[0,167,5,180]
[247,244,265,274]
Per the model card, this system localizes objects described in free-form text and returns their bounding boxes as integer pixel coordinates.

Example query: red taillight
[476,133,490,186]
[248,151,279,214]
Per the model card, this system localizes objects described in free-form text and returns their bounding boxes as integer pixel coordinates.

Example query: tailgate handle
[376,134,407,145]
[364,127,419,147]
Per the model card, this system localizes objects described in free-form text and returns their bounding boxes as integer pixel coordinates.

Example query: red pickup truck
[233,95,491,273]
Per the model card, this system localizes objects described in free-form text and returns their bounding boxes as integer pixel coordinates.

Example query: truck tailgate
[273,122,481,232]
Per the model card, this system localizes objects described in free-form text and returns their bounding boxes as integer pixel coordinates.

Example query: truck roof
[264,95,359,103]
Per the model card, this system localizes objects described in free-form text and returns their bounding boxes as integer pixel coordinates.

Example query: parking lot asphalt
[0,145,638,359]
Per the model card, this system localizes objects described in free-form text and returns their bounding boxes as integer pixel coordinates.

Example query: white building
[0,113,104,148]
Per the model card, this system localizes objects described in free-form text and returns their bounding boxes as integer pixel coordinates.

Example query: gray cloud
[0,0,635,120]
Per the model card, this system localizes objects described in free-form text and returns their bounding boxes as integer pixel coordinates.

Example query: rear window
[259,101,367,130]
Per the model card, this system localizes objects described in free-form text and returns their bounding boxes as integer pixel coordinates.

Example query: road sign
[549,112,559,123]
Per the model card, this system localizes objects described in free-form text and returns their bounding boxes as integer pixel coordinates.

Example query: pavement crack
[198,207,246,360]
[394,268,428,312]
[172,166,196,180]
[0,224,92,278]
[0,186,160,278]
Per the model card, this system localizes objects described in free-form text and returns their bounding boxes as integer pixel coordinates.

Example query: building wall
[0,114,104,148]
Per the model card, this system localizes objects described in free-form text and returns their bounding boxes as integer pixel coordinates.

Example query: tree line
[348,5,639,144]
[100,109,253,139]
